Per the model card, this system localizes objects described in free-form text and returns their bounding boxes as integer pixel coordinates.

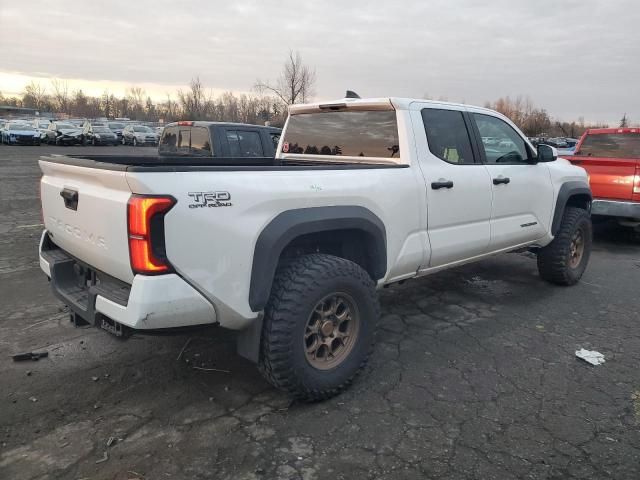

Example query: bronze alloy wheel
[568,227,585,268]
[304,293,360,370]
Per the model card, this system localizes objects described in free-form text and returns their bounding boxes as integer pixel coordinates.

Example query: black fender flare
[248,206,387,312]
[551,181,592,235]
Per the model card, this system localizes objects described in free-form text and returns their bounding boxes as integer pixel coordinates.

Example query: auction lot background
[0,145,639,479]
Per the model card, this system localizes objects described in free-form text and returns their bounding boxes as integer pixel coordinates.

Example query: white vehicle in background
[37,95,592,401]
[121,124,159,146]
[33,118,52,142]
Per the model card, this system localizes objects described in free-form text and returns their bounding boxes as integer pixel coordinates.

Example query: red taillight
[127,195,176,275]
[633,166,640,199]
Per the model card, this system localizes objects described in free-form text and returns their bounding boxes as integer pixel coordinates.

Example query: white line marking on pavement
[16,223,44,229]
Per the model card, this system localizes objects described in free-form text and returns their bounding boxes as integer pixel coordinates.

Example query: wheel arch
[551,181,592,236]
[248,206,387,312]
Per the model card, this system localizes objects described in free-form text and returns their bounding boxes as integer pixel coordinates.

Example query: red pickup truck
[563,128,640,230]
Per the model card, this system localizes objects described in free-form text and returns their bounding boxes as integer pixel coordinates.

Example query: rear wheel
[537,207,592,285]
[259,254,379,402]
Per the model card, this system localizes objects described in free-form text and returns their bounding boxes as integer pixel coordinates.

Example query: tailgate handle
[60,188,79,211]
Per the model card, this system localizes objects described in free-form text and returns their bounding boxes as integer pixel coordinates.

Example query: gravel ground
[1,145,640,480]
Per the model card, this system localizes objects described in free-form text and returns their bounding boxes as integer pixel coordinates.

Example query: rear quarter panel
[125,166,426,327]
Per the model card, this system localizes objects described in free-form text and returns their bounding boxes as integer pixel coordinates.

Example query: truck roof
[289,97,497,115]
[584,127,640,135]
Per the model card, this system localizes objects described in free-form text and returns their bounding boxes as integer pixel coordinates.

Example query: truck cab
[158,121,281,157]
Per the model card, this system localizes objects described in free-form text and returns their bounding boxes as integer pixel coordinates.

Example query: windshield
[56,123,76,129]
[108,122,125,129]
[94,127,112,133]
[9,124,34,131]
[578,133,640,159]
[282,110,400,159]
[133,126,153,133]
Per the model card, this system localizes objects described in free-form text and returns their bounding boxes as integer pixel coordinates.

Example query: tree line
[1,50,631,136]
[0,77,287,126]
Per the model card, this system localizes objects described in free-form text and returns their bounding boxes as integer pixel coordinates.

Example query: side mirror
[537,144,558,162]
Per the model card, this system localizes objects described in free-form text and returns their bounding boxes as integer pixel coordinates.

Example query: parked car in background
[82,124,119,146]
[82,120,108,129]
[122,124,159,146]
[158,121,281,157]
[107,121,126,140]
[33,119,52,142]
[44,121,83,145]
[67,119,86,128]
[563,128,640,231]
[1,122,41,145]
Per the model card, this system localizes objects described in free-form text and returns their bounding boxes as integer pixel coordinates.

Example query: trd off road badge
[187,191,232,208]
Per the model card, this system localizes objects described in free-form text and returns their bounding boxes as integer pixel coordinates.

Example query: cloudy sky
[1,0,638,123]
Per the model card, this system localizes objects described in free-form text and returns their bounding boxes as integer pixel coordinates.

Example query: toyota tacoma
[38,98,592,401]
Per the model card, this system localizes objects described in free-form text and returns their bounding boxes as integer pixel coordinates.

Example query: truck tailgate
[564,156,637,201]
[40,158,134,283]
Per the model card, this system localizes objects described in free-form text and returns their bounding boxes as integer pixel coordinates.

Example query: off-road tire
[259,254,379,402]
[537,207,592,285]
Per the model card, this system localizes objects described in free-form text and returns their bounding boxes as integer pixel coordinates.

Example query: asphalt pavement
[1,145,639,480]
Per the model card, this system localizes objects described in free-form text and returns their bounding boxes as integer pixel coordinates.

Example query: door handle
[60,188,79,210]
[493,177,511,185]
[431,180,454,190]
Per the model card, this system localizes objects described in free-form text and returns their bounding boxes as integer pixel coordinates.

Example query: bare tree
[50,78,69,112]
[22,81,48,110]
[178,77,210,119]
[255,50,316,105]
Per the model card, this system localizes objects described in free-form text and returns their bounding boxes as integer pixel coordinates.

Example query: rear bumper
[39,231,217,330]
[591,199,640,220]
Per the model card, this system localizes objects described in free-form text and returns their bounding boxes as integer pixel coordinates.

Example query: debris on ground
[176,338,192,361]
[11,351,49,362]
[29,396,38,402]
[192,366,230,373]
[106,436,116,447]
[575,348,605,366]
[95,451,109,464]
[91,376,99,382]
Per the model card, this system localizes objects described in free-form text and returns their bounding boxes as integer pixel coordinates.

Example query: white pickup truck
[38,98,592,401]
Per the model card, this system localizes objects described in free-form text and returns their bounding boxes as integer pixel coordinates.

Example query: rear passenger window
[422,109,475,164]
[226,130,264,157]
[190,127,212,156]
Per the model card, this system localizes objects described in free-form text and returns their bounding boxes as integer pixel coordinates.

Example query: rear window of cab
[282,110,399,159]
[577,132,640,159]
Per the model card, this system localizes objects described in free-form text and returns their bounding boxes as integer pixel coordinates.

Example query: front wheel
[537,207,592,285]
[259,254,379,402]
